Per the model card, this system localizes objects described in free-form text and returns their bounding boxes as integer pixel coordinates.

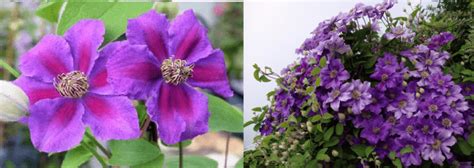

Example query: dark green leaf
[322,113,333,120]
[351,145,366,157]
[365,146,374,157]
[109,139,161,166]
[400,146,413,155]
[57,2,153,44]
[316,148,329,161]
[207,93,243,133]
[320,57,327,67]
[335,123,343,135]
[132,154,164,168]
[165,156,218,168]
[393,158,402,168]
[468,133,474,146]
[324,126,334,141]
[61,145,92,168]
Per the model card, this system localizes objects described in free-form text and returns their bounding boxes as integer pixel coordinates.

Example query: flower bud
[402,81,407,86]
[331,150,339,157]
[306,121,313,132]
[416,92,421,98]
[338,113,346,120]
[0,80,29,122]
[419,88,425,93]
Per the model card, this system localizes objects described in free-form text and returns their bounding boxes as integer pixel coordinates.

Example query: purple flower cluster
[258,1,472,166]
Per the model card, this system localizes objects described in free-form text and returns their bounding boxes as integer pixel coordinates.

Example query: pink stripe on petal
[146,83,208,144]
[64,20,105,75]
[29,98,85,153]
[18,35,73,82]
[127,10,170,62]
[14,76,61,104]
[82,93,140,140]
[170,10,212,64]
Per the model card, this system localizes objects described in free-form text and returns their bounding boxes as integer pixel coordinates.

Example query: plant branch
[85,132,111,158]
[0,59,19,78]
[224,133,231,168]
[179,142,183,168]
[82,141,107,168]
[140,117,151,137]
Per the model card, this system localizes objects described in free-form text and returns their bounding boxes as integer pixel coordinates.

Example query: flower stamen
[161,58,194,85]
[54,71,89,98]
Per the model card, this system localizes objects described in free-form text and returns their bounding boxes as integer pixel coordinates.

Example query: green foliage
[36,2,64,23]
[57,2,153,44]
[164,156,218,168]
[61,145,92,168]
[207,93,243,133]
[109,139,163,167]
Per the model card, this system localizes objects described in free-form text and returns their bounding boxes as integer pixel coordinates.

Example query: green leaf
[392,158,402,168]
[322,113,334,120]
[109,139,161,166]
[165,156,218,168]
[36,2,64,23]
[335,123,343,135]
[400,146,413,155]
[388,151,396,160]
[315,77,322,87]
[468,133,474,147]
[316,148,329,161]
[132,154,164,168]
[235,158,243,168]
[351,145,366,157]
[61,145,92,168]
[365,146,374,157]
[324,126,334,141]
[57,2,153,44]
[320,57,327,67]
[207,93,243,133]
[457,138,473,155]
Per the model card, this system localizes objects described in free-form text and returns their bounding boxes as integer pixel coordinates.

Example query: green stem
[179,142,183,168]
[85,132,112,158]
[224,133,231,168]
[82,141,107,168]
[0,59,19,78]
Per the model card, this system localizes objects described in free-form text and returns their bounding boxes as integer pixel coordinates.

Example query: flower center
[362,112,371,119]
[425,59,433,65]
[351,90,361,100]
[429,104,438,112]
[437,79,444,85]
[372,127,381,134]
[381,74,388,81]
[161,58,194,85]
[406,125,414,134]
[442,118,452,128]
[329,70,338,78]
[421,71,429,78]
[422,125,430,134]
[466,87,472,92]
[54,71,89,98]
[398,100,407,108]
[387,116,396,124]
[432,139,442,150]
[384,60,392,65]
[331,90,341,98]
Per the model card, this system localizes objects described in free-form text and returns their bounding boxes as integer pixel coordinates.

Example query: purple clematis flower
[386,93,417,119]
[415,50,449,74]
[14,20,140,152]
[106,10,233,144]
[346,79,372,114]
[426,72,454,94]
[320,58,350,89]
[418,94,448,119]
[323,82,351,111]
[428,32,454,50]
[360,117,390,144]
[384,26,415,42]
[365,88,388,114]
[371,65,401,91]
[422,131,456,165]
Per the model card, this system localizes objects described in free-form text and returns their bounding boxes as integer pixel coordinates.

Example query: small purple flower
[422,131,456,165]
[386,93,417,119]
[107,10,233,144]
[360,117,390,144]
[345,80,372,114]
[427,72,454,94]
[371,55,403,91]
[384,26,415,42]
[395,117,418,139]
[415,50,449,73]
[320,58,350,89]
[418,94,448,119]
[437,113,464,135]
[375,53,400,70]
[323,82,351,111]
[414,118,436,143]
[400,44,430,62]
[14,20,140,152]
[399,142,422,167]
[428,32,454,50]
[365,88,388,114]
[460,83,474,96]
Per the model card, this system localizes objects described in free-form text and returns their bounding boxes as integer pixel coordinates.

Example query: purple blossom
[427,72,454,94]
[386,93,417,119]
[106,10,233,144]
[418,94,449,119]
[384,26,415,42]
[460,83,474,96]
[360,117,390,144]
[395,117,418,139]
[345,80,372,114]
[371,67,401,91]
[398,142,422,167]
[14,20,140,152]
[320,58,350,89]
[414,50,449,73]
[323,82,351,111]
[365,88,388,114]
[400,44,430,62]
[414,118,436,143]
[428,32,454,50]
[422,131,456,165]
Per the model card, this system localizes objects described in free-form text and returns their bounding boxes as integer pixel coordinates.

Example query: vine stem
[140,117,151,137]
[0,59,19,78]
[82,141,107,168]
[179,142,183,168]
[85,132,111,158]
[224,133,231,168]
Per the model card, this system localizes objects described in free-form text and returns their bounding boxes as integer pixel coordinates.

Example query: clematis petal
[82,93,140,140]
[187,49,233,98]
[169,10,212,64]
[146,82,209,144]
[18,35,73,83]
[64,19,105,75]
[107,43,162,100]
[127,10,170,62]
[89,41,127,95]
[14,76,60,104]
[29,98,85,153]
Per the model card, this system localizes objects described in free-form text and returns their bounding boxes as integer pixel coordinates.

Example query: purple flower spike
[14,20,140,153]
[107,10,233,144]
[320,58,350,89]
[422,131,456,165]
[323,82,352,111]
[346,80,372,114]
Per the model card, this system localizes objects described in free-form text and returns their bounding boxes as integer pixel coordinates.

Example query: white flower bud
[0,80,29,122]
[331,150,339,157]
